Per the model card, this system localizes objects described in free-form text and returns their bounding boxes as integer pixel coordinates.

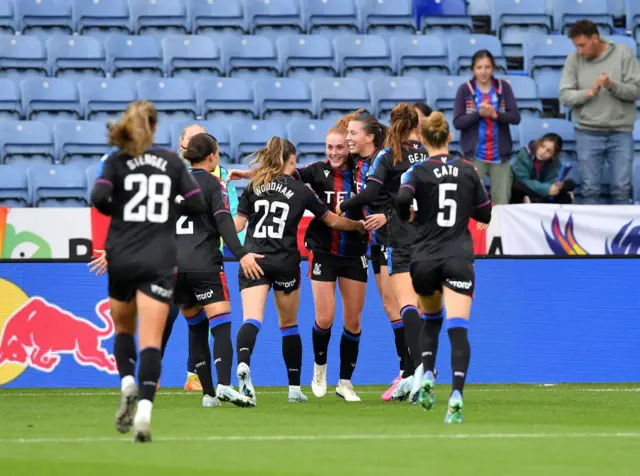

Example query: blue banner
[0,259,639,388]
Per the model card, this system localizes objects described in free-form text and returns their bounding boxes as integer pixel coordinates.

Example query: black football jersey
[400,154,491,261]
[352,151,388,245]
[176,169,231,272]
[238,175,329,258]
[367,141,429,247]
[295,160,367,257]
[96,147,201,269]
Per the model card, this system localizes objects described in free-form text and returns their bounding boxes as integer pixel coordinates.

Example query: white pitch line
[1,388,639,397]
[1,432,640,445]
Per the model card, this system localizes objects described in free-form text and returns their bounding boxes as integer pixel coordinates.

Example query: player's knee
[315,313,334,330]
[343,314,361,334]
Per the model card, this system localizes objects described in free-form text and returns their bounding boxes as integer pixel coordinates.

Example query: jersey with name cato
[237,175,330,258]
[294,160,367,257]
[368,141,429,247]
[400,154,490,261]
[176,169,231,273]
[96,147,200,269]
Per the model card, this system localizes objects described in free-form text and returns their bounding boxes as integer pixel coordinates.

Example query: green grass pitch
[1,384,639,475]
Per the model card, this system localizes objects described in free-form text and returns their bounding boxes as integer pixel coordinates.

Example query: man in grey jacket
[559,20,640,204]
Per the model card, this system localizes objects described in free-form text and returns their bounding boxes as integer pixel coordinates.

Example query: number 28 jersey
[97,147,200,269]
[237,175,330,259]
[400,154,490,261]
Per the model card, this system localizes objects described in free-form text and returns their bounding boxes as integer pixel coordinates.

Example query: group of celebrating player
[90,99,492,443]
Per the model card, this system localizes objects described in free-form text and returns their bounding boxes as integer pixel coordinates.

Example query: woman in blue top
[453,50,521,205]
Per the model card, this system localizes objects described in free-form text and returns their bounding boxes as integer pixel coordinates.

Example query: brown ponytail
[385,103,419,165]
[248,136,296,191]
[108,101,158,157]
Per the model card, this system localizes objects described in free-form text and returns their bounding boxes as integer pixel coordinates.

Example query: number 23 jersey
[237,175,330,258]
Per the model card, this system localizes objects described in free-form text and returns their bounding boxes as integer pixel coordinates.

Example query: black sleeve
[237,187,250,217]
[91,156,117,215]
[339,180,382,214]
[175,164,206,216]
[395,168,417,222]
[470,166,492,223]
[304,185,330,219]
[215,212,247,260]
[293,166,315,184]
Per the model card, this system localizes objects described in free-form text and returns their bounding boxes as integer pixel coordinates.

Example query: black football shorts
[370,245,390,275]
[386,245,412,276]
[173,270,230,308]
[238,254,300,295]
[108,264,176,304]
[307,251,368,283]
[409,257,475,298]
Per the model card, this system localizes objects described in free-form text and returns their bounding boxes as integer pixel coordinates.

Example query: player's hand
[226,169,251,182]
[358,220,367,233]
[336,203,345,217]
[476,222,489,231]
[240,253,264,280]
[408,208,416,223]
[88,250,107,276]
[364,213,387,231]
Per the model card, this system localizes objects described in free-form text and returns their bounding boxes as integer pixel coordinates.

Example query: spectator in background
[414,102,432,124]
[560,20,640,204]
[511,133,575,204]
[453,50,521,204]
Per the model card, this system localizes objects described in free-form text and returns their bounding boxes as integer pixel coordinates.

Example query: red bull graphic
[0,279,117,386]
[543,213,639,256]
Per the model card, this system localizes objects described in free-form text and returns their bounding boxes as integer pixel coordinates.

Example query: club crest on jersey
[313,263,322,276]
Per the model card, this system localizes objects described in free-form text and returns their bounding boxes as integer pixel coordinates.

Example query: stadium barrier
[0,258,638,388]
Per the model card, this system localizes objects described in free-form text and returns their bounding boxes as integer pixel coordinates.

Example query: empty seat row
[0,0,420,41]
[0,75,547,126]
[0,33,513,84]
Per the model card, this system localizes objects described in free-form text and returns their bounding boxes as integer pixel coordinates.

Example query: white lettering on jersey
[126,154,168,172]
[325,190,349,205]
[406,152,429,164]
[433,165,459,179]
[254,182,295,199]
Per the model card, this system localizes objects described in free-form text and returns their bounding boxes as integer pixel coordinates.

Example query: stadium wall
[0,258,638,388]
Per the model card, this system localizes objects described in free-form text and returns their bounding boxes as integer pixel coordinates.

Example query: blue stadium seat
[495,75,542,118]
[0,79,22,119]
[390,35,449,81]
[491,0,552,57]
[228,160,250,191]
[85,162,98,201]
[510,123,520,151]
[286,119,334,161]
[0,165,29,207]
[276,35,337,81]
[0,36,48,84]
[627,0,640,43]
[608,35,638,56]
[0,120,55,169]
[74,0,131,38]
[554,0,614,35]
[518,118,577,161]
[333,35,393,82]
[16,0,74,41]
[188,0,246,40]
[368,77,424,120]
[168,119,232,162]
[20,78,81,123]
[524,35,575,99]
[425,76,468,116]
[359,0,416,38]
[417,0,472,35]
[244,0,304,40]
[153,120,172,149]
[79,78,137,120]
[230,119,287,161]
[129,0,188,41]
[311,77,370,121]
[161,35,222,80]
[221,35,279,79]
[137,78,197,121]
[0,0,16,34]
[195,78,256,120]
[448,34,507,75]
[53,120,109,170]
[253,78,312,119]
[105,35,163,81]
[27,164,87,207]
[302,0,360,37]
[46,36,107,80]
[633,158,640,204]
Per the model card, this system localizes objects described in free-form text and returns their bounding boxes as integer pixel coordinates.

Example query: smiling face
[347,120,373,155]
[325,131,349,169]
[472,56,494,84]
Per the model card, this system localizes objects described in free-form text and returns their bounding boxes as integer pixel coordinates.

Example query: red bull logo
[543,213,640,256]
[0,279,117,386]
